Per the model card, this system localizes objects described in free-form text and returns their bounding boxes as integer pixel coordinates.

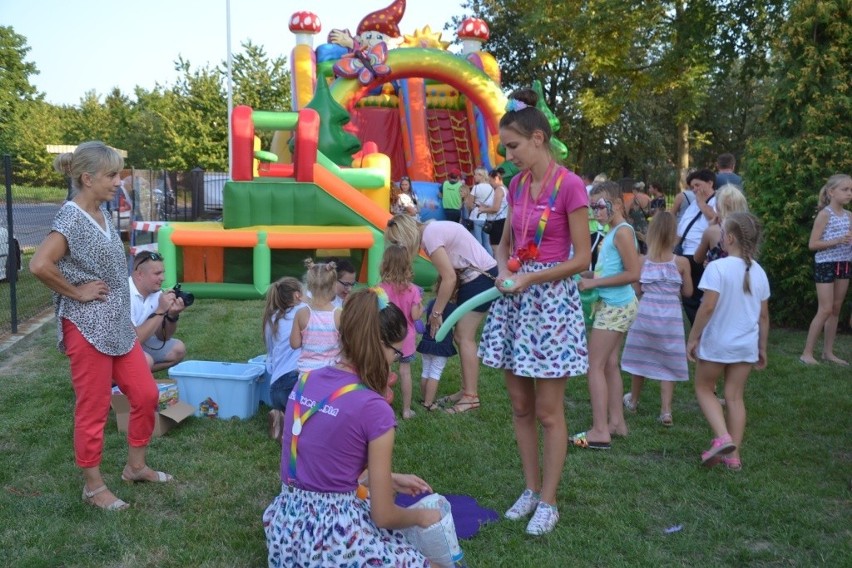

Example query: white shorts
[420,354,449,381]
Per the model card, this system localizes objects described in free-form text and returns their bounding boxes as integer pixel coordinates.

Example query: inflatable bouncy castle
[157,1,512,298]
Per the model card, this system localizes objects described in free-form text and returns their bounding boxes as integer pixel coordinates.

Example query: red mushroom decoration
[457,17,490,54]
[289,11,322,46]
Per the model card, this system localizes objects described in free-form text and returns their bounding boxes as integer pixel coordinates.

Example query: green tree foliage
[162,56,229,171]
[7,99,65,185]
[745,0,852,326]
[458,0,784,186]
[230,41,291,150]
[0,26,45,179]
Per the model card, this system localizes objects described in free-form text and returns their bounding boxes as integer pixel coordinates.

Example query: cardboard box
[111,380,195,436]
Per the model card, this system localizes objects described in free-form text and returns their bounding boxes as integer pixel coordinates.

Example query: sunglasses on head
[135,252,162,269]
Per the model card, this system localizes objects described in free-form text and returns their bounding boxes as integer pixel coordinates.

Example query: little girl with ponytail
[687,212,771,471]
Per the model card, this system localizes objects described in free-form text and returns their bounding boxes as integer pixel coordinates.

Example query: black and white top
[51,202,136,355]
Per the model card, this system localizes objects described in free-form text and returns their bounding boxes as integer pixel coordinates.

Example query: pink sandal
[701,434,735,467]
[722,456,742,471]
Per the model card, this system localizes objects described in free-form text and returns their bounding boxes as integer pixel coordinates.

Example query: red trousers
[63,319,158,468]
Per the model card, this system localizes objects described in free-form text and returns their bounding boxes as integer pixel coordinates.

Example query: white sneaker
[623,393,637,412]
[526,502,559,535]
[504,489,540,520]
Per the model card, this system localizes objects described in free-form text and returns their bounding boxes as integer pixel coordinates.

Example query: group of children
[569,178,770,471]
[262,249,461,434]
[572,173,850,472]
[262,173,849,471]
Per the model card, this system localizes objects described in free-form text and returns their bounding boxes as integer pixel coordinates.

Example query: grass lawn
[0,298,849,567]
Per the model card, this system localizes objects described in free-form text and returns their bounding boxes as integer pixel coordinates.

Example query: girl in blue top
[572,181,641,449]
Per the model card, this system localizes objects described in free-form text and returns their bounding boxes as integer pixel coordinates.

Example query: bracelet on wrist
[431,312,442,319]
[154,312,166,317]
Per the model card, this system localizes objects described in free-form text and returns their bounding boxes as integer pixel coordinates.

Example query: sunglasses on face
[135,252,162,269]
[337,279,356,288]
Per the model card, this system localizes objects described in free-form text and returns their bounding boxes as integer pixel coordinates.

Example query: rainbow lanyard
[515,169,567,250]
[287,371,366,485]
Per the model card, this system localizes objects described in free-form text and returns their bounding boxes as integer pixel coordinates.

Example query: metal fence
[0,155,226,339]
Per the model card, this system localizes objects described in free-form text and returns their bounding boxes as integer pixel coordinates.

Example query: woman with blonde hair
[694,184,749,265]
[385,213,496,414]
[31,141,172,511]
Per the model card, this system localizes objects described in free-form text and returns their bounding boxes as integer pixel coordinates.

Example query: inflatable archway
[329,48,507,136]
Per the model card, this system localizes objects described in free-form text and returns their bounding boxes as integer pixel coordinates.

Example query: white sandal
[82,485,129,511]
[121,465,174,483]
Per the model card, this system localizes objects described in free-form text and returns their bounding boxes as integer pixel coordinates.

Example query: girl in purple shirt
[263,289,440,566]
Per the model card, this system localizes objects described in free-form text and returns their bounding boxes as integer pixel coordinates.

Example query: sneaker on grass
[504,489,540,520]
[526,502,559,536]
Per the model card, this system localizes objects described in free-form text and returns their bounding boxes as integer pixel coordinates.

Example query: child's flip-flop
[569,431,611,450]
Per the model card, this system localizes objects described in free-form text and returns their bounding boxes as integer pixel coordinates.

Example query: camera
[172,283,195,307]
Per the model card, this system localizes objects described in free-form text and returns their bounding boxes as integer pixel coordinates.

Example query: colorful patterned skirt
[478,261,589,378]
[263,485,430,567]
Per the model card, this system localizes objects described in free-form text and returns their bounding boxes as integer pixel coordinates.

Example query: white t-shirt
[128,276,160,326]
[677,195,716,255]
[469,183,494,221]
[264,303,304,383]
[696,256,770,363]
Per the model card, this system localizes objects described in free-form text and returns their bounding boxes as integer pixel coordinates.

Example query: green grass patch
[0,300,849,566]
[0,185,67,204]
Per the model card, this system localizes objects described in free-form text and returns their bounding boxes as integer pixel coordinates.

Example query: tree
[229,41,291,149]
[746,0,852,326]
[457,0,785,185]
[0,26,42,175]
[7,99,64,185]
[163,57,229,171]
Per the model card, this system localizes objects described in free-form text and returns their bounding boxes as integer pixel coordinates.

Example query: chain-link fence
[1,154,63,338]
[1,155,226,339]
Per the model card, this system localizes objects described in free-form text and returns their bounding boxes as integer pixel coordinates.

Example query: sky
[3,0,469,106]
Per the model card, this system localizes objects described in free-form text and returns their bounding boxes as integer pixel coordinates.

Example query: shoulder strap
[288,371,366,484]
[677,209,704,248]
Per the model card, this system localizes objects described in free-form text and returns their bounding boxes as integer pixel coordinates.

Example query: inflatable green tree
[306,77,362,167]
[532,80,569,161]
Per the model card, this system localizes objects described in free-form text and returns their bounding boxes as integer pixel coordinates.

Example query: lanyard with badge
[507,167,567,273]
[287,371,366,488]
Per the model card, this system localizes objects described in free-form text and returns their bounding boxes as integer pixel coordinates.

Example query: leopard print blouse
[51,202,136,355]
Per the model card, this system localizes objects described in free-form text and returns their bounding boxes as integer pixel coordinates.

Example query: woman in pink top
[478,88,591,536]
[385,214,497,415]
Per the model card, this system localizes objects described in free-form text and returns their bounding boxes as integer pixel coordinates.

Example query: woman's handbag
[482,220,494,234]
[461,218,474,231]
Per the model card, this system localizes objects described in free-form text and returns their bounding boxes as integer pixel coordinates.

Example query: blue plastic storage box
[247,354,272,407]
[168,361,264,419]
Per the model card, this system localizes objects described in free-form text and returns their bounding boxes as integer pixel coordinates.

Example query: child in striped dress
[621,212,693,426]
[800,174,852,366]
[291,259,341,372]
